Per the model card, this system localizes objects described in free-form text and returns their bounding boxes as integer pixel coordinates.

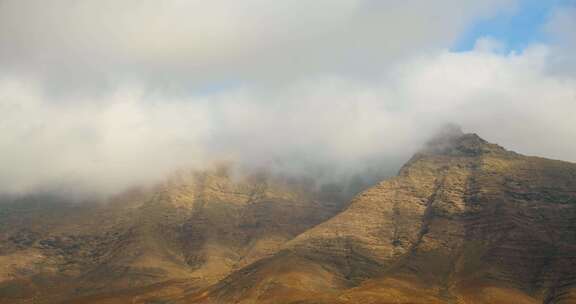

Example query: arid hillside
[0,165,347,304]
[187,132,576,304]
[1,132,576,304]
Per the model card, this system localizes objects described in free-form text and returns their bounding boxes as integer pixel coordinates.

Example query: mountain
[1,131,576,304]
[185,132,576,304]
[0,165,347,304]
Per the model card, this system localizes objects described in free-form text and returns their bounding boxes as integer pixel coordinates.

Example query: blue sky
[453,0,575,52]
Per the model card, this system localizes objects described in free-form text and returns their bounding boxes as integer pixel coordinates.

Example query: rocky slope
[2,132,576,304]
[0,165,346,304]
[187,132,576,304]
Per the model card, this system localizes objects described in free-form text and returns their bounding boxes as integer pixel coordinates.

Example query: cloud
[0,79,211,194]
[392,45,576,162]
[0,1,575,196]
[2,41,576,195]
[0,0,514,88]
[544,5,576,76]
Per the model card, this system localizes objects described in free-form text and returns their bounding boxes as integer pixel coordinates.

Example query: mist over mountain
[2,131,576,304]
[1,1,576,197]
[1,2,576,303]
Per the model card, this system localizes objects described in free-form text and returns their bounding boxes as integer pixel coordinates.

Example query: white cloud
[2,40,576,195]
[0,79,211,194]
[1,1,575,196]
[544,5,576,76]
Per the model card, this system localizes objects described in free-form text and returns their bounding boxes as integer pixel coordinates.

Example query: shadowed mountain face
[0,166,347,304]
[2,132,576,304]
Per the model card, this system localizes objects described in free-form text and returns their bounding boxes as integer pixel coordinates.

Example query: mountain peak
[422,125,505,156]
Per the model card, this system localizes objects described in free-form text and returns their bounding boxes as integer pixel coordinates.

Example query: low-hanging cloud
[0,1,575,196]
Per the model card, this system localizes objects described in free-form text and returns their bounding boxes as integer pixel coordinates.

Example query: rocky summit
[2,132,576,304]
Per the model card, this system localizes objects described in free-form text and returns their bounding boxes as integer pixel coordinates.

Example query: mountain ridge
[0,165,348,303]
[183,132,576,304]
[1,132,576,304]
